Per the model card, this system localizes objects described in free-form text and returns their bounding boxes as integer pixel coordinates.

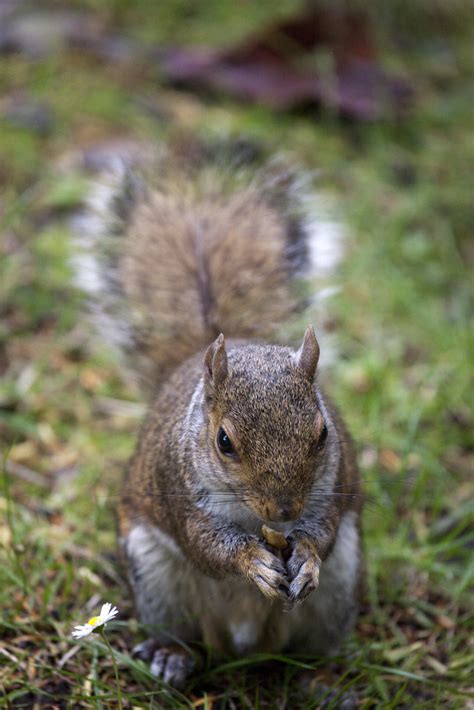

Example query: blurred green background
[0,1,472,707]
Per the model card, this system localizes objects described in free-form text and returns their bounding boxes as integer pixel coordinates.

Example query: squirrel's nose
[278,506,294,522]
[263,501,301,522]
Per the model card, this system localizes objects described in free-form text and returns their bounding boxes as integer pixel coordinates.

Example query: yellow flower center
[87,616,100,626]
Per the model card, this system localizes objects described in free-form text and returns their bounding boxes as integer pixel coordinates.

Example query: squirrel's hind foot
[133,640,195,688]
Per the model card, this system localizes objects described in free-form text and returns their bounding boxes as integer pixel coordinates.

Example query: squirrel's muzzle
[259,499,303,523]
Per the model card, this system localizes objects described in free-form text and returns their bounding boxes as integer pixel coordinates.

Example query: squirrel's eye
[316,424,328,451]
[217,427,235,456]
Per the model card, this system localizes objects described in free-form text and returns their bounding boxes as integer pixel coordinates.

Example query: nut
[261,524,288,550]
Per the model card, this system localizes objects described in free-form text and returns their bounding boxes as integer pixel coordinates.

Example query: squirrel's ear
[294,326,320,382]
[204,333,228,397]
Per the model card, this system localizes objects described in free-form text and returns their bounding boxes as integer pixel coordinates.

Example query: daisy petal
[100,602,112,618]
[72,625,92,639]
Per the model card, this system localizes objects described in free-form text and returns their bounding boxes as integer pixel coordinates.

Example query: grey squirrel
[76,141,363,687]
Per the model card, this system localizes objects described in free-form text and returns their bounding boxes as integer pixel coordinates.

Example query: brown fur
[85,151,362,686]
[95,154,309,391]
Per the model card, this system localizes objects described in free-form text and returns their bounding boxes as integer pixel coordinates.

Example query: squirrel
[76,140,363,687]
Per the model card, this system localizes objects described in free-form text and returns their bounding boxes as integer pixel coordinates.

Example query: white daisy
[72,602,119,639]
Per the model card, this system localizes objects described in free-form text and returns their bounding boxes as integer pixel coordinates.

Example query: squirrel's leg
[287,510,362,654]
[121,521,199,686]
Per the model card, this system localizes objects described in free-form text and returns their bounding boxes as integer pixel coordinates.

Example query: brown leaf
[10,441,38,463]
[436,614,455,630]
[161,5,413,120]
[192,696,218,708]
[379,448,402,473]
[425,656,448,675]
[80,368,105,391]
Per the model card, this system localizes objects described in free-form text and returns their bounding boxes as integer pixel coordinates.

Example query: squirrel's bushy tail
[72,143,343,392]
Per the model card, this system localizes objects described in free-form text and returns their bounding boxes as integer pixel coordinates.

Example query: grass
[0,1,473,707]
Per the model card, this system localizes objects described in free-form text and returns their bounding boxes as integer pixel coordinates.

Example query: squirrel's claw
[288,558,320,604]
[286,538,321,604]
[149,645,195,688]
[133,640,195,687]
[245,544,289,601]
[133,638,159,661]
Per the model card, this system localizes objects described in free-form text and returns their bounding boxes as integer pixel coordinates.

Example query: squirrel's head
[200,327,328,523]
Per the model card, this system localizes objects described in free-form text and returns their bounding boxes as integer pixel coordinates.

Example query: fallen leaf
[161,5,413,120]
[436,614,455,630]
[425,656,448,675]
[379,448,402,473]
[80,368,105,391]
[192,696,218,708]
[10,440,38,462]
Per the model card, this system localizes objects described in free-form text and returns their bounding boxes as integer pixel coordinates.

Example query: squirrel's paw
[286,538,321,604]
[133,641,194,688]
[243,541,289,601]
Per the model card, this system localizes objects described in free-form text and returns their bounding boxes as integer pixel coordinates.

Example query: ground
[0,2,473,708]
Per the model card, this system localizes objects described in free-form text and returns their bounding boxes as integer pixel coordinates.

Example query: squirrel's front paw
[242,540,288,601]
[286,537,321,604]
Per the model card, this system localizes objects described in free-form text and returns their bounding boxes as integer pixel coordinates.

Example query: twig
[58,644,81,669]
[4,459,50,488]
[0,647,27,670]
